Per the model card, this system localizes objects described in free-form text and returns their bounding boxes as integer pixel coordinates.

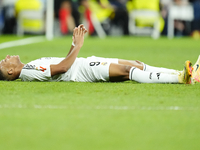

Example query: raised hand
[73,26,85,48]
[78,24,88,34]
[72,24,88,47]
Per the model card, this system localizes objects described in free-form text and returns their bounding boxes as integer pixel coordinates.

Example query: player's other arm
[50,26,85,76]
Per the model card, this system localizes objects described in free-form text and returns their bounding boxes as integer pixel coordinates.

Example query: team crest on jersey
[101,62,108,66]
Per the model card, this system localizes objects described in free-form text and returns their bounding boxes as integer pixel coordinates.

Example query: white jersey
[19,57,81,82]
[19,56,118,82]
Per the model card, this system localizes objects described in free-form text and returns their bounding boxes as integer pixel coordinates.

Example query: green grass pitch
[0,36,200,150]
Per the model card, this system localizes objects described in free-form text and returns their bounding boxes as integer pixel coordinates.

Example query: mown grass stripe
[0,104,198,111]
[0,36,45,50]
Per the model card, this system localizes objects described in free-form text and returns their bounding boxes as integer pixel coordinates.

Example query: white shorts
[74,56,118,82]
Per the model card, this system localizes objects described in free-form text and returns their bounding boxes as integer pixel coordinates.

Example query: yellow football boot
[178,60,193,84]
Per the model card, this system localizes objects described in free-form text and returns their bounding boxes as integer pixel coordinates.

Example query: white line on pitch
[0,36,46,50]
[0,104,198,111]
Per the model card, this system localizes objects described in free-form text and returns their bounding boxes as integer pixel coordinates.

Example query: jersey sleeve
[19,64,51,81]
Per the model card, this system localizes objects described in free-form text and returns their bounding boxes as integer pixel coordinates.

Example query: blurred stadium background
[0,0,200,41]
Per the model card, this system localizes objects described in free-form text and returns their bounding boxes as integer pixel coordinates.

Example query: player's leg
[109,63,179,83]
[118,59,180,74]
[109,61,192,84]
[128,67,179,83]
[129,61,192,84]
[109,63,178,83]
[109,63,131,82]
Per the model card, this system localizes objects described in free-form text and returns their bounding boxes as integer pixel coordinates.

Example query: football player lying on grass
[0,24,199,84]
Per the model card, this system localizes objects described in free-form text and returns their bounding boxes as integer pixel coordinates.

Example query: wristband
[72,42,75,46]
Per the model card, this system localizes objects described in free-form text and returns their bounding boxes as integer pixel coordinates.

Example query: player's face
[0,55,22,76]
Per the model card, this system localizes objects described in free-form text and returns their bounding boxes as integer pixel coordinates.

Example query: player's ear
[7,69,13,75]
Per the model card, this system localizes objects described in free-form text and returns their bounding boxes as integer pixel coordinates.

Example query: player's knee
[132,60,144,70]
[123,65,132,75]
[117,65,131,81]
[135,60,143,65]
[117,65,131,76]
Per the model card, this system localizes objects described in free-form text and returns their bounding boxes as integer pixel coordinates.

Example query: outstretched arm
[50,25,87,76]
[66,39,75,57]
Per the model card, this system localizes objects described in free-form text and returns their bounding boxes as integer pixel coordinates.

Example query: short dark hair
[0,69,6,81]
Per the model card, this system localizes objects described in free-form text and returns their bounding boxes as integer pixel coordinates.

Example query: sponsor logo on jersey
[101,62,108,66]
[23,64,35,69]
[23,64,46,72]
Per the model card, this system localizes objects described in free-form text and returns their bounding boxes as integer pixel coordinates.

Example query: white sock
[129,67,179,83]
[143,64,179,75]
